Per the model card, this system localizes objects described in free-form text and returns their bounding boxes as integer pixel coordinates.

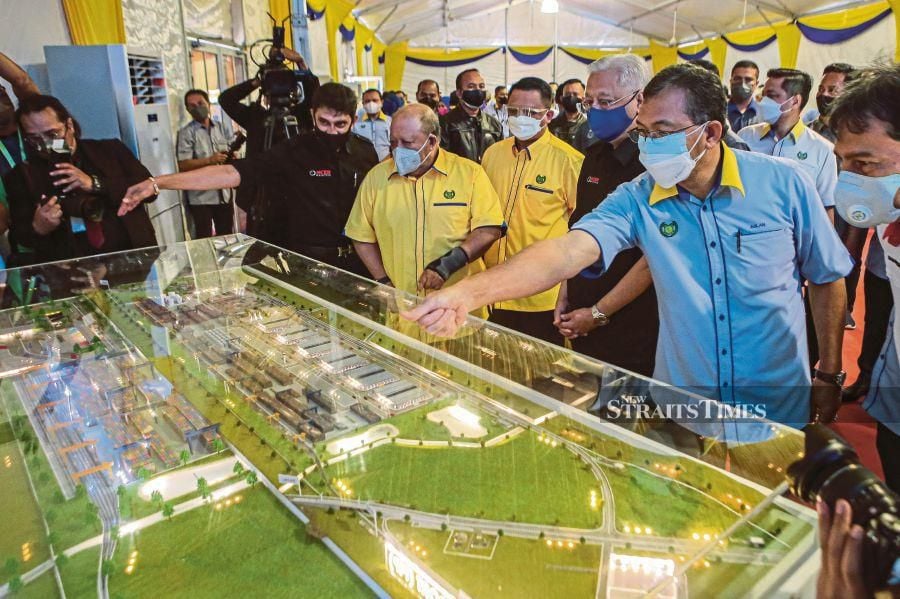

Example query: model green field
[58,547,100,599]
[326,430,602,528]
[109,487,369,599]
[388,521,601,598]
[16,570,59,599]
[0,441,50,585]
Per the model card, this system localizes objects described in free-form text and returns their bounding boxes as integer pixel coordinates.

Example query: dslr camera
[787,424,900,594]
[36,138,104,222]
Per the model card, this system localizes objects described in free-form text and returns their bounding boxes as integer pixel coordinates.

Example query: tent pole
[504,7,509,85]
[553,10,558,83]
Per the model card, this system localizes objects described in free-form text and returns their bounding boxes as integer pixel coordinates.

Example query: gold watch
[590,305,610,326]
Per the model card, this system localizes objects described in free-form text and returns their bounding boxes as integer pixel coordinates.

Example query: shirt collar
[728,96,759,115]
[511,128,550,159]
[389,148,448,178]
[757,118,806,141]
[364,111,388,122]
[648,143,746,206]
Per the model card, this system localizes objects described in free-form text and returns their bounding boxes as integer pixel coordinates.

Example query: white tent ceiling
[352,0,871,48]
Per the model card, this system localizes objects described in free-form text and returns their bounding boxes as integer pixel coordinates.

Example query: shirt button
[710,241,717,248]
[721,349,728,355]
[723,381,729,387]
[702,206,707,212]
[719,315,725,321]
[715,278,721,285]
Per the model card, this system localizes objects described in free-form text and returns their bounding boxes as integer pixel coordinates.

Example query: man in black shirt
[119,83,378,277]
[439,69,502,163]
[553,54,658,376]
[4,95,158,265]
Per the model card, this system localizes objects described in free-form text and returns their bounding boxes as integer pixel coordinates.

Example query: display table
[0,236,817,598]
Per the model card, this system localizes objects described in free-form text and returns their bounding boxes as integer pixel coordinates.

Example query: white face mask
[507,115,544,141]
[393,136,432,176]
[637,123,709,188]
[835,171,900,228]
[363,101,381,115]
[757,96,792,125]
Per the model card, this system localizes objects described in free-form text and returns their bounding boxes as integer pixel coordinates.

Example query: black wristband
[376,276,392,286]
[425,246,469,281]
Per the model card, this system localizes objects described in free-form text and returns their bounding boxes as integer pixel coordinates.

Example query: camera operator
[2,95,157,264]
[119,83,378,277]
[218,47,318,157]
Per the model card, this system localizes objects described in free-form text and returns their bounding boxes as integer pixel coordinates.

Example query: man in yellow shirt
[346,104,505,302]
[481,77,583,343]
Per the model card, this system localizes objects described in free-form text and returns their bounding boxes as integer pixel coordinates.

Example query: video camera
[787,424,900,594]
[254,13,303,110]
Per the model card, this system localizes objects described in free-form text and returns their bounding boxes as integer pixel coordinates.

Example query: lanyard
[0,130,25,169]
[0,131,25,208]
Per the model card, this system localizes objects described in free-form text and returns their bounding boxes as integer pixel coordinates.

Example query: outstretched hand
[400,284,473,337]
[119,179,156,216]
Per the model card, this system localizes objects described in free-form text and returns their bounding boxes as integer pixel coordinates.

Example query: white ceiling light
[540,0,559,14]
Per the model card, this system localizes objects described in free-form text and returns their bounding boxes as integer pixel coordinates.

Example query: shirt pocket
[522,184,567,231]
[730,227,796,297]
[429,201,471,240]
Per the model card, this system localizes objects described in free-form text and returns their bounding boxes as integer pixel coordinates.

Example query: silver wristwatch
[590,305,610,326]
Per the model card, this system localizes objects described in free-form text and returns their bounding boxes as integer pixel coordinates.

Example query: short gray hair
[393,103,440,137]
[587,54,650,92]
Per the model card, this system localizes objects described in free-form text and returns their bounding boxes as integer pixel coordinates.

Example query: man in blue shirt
[404,64,852,430]
[831,65,900,492]
[727,60,761,133]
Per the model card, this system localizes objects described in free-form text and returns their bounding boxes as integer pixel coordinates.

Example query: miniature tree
[136,467,151,482]
[55,553,69,568]
[245,471,258,486]
[179,449,191,466]
[3,557,19,576]
[101,559,114,577]
[7,575,23,595]
[233,462,245,476]
[196,476,210,500]
[162,502,175,520]
[150,490,163,504]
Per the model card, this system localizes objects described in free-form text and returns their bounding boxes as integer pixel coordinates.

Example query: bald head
[392,103,440,138]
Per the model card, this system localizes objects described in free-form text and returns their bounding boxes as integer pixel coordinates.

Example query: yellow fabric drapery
[706,38,727,76]
[355,23,374,76]
[268,0,293,50]
[723,23,778,47]
[61,0,125,45]
[891,0,900,62]
[383,42,409,91]
[649,40,678,73]
[775,23,801,69]
[324,0,355,81]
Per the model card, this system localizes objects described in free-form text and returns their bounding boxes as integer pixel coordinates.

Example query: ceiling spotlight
[541,0,559,14]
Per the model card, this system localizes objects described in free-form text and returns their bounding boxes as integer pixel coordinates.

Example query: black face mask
[315,127,350,151]
[816,94,835,116]
[418,96,438,109]
[561,95,582,114]
[461,89,486,108]
[730,82,753,103]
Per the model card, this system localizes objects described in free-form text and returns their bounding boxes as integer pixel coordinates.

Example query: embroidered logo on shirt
[309,169,333,177]
[444,190,456,199]
[586,176,600,184]
[536,174,547,184]
[797,151,808,160]
[659,221,679,238]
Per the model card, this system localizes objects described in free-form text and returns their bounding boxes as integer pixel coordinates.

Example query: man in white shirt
[352,88,391,161]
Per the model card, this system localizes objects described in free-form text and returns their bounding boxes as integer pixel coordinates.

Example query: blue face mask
[393,136,432,176]
[637,123,709,188]
[757,96,792,125]
[835,171,900,228]
[587,104,636,143]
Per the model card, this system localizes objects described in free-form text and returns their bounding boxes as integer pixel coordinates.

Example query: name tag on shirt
[70,217,86,234]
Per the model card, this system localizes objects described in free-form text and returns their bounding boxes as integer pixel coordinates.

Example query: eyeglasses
[24,125,67,147]
[582,90,639,111]
[627,122,705,143]
[506,106,549,119]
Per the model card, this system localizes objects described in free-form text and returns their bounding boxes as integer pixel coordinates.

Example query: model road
[288,494,786,566]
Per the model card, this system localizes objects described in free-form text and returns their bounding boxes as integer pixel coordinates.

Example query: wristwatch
[590,305,610,326]
[813,369,846,387]
[90,175,104,194]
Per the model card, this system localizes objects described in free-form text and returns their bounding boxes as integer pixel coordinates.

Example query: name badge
[70,217,86,234]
